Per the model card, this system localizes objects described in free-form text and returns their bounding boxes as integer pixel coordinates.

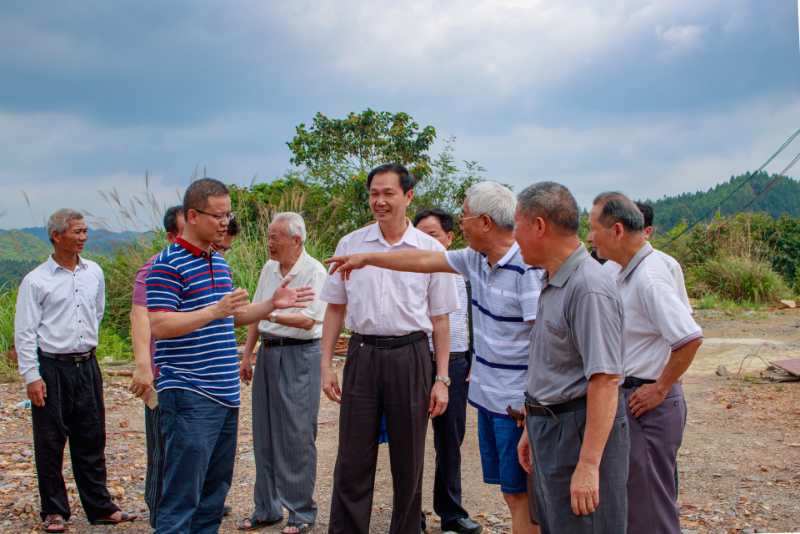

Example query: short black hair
[226,217,240,236]
[635,201,654,228]
[366,163,416,193]
[413,208,454,233]
[183,177,229,212]
[593,192,644,232]
[163,205,183,234]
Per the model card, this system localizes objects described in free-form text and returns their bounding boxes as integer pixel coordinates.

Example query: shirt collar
[618,242,654,282]
[176,237,214,258]
[287,249,309,277]
[46,254,88,274]
[547,244,589,288]
[364,220,419,248]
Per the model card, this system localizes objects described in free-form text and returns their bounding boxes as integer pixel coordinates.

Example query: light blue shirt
[446,243,543,416]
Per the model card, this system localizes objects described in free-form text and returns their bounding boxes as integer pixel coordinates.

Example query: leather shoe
[441,517,483,534]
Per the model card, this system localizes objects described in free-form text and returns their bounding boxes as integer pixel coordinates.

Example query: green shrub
[688,256,789,304]
[96,324,133,362]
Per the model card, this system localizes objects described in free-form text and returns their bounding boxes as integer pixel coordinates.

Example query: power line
[736,149,800,214]
[663,127,800,246]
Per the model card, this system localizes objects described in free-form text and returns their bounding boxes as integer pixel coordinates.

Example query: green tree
[287,109,437,185]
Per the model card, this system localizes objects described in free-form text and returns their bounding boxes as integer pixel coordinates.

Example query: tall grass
[688,256,790,304]
[0,286,19,382]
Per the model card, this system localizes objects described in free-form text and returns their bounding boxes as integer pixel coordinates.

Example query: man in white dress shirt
[320,163,459,534]
[589,192,703,534]
[238,212,328,533]
[15,209,136,532]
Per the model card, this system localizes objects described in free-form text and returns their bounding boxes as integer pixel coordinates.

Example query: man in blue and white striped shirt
[327,182,543,534]
[146,178,314,534]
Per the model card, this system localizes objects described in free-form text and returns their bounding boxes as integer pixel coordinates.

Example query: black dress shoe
[441,517,483,534]
[223,505,232,517]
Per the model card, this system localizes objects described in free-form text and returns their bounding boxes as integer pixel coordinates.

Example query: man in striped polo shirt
[146,178,314,534]
[328,181,542,534]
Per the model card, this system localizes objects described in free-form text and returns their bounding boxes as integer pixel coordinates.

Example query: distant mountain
[0,227,148,287]
[645,171,800,231]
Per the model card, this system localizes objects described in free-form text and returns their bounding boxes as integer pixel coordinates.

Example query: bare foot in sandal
[282,523,313,534]
[42,514,65,533]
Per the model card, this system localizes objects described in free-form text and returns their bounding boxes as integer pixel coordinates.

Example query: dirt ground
[1,310,799,533]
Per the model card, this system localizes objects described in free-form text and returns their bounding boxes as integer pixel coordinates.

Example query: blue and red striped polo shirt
[145,237,240,407]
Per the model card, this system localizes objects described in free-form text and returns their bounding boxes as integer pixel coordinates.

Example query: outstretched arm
[326,249,456,280]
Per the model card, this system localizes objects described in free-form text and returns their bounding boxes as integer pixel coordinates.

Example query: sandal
[42,515,65,533]
[282,523,314,534]
[236,516,283,531]
[91,510,138,524]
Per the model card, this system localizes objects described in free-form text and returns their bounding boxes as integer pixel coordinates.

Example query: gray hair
[271,212,307,243]
[593,191,644,232]
[517,182,580,234]
[47,208,84,244]
[464,181,517,231]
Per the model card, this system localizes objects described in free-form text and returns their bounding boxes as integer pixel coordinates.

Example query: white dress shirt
[320,222,459,336]
[254,249,328,340]
[613,243,702,380]
[14,256,105,384]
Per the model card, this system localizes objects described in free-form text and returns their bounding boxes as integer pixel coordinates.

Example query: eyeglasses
[193,209,235,224]
[458,214,482,226]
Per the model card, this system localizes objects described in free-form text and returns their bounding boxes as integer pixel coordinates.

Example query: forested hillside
[646,171,800,231]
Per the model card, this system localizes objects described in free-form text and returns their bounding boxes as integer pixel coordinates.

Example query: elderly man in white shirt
[238,212,328,534]
[320,163,459,534]
[588,192,703,534]
[15,209,136,533]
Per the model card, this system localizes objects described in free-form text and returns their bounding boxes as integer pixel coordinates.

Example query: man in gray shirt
[514,182,630,534]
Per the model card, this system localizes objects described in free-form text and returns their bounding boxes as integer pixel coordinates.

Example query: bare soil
[1,309,799,533]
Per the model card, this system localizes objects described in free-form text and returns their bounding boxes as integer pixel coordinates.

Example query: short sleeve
[444,248,473,277]
[132,262,151,306]
[146,258,182,312]
[319,238,348,305]
[641,280,702,350]
[519,268,543,322]
[300,265,330,323]
[428,271,459,317]
[252,264,270,304]
[570,291,624,379]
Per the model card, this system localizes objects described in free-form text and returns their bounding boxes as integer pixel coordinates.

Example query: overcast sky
[1,0,798,230]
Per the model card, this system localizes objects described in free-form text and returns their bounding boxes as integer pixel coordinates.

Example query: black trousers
[144,404,164,528]
[329,334,432,534]
[31,356,118,522]
[430,354,470,525]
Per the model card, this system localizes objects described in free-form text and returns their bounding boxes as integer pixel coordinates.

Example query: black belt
[449,351,468,361]
[261,336,316,347]
[353,331,426,350]
[37,348,96,363]
[525,393,586,417]
[622,377,656,389]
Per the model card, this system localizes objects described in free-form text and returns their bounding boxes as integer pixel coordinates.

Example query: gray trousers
[526,394,630,534]
[252,339,321,525]
[622,383,686,534]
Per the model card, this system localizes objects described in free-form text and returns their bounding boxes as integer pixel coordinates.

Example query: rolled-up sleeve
[14,277,42,384]
[319,239,348,305]
[571,291,624,379]
[642,281,702,350]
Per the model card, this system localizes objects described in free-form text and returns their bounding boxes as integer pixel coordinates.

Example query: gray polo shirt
[526,245,624,405]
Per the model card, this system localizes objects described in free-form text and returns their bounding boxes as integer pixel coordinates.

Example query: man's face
[415,216,453,249]
[513,208,543,266]
[188,195,231,243]
[369,172,413,224]
[166,213,186,243]
[52,218,88,255]
[458,201,484,249]
[587,203,615,260]
[268,220,297,263]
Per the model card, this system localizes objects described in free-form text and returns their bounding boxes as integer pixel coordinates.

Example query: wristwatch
[268,311,279,323]
[434,375,451,387]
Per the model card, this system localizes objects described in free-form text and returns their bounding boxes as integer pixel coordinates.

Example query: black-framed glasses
[193,208,235,223]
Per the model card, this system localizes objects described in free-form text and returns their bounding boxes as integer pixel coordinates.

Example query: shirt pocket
[397,272,430,315]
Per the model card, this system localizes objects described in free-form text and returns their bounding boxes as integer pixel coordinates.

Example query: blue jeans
[155,389,239,534]
[477,409,527,494]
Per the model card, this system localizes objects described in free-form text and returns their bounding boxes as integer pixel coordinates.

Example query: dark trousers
[526,393,630,534]
[430,354,470,525]
[329,334,432,534]
[31,356,118,522]
[156,389,238,534]
[145,404,165,529]
[623,383,687,534]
